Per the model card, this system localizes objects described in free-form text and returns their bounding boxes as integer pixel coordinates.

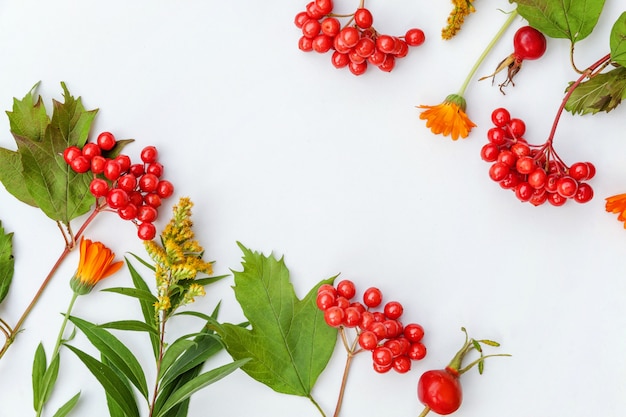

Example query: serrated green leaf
[610,12,626,67]
[68,315,149,400]
[98,320,159,336]
[32,343,47,411]
[7,82,101,223]
[0,221,14,304]
[510,0,605,43]
[215,243,337,398]
[155,359,249,417]
[51,392,80,417]
[565,66,626,114]
[65,344,140,417]
[0,147,36,207]
[6,83,49,142]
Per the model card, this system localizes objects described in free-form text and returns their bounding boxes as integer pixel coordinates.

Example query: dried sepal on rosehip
[416,328,509,416]
[479,25,547,94]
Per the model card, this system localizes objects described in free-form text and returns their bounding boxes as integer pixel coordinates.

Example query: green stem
[35,291,79,417]
[457,9,519,96]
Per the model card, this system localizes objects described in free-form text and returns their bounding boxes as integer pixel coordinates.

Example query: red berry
[140,146,159,164]
[405,28,425,46]
[372,346,393,367]
[294,11,310,29]
[139,173,159,193]
[70,155,90,173]
[137,205,158,223]
[336,280,356,299]
[298,36,314,52]
[117,174,137,192]
[392,355,412,373]
[354,8,373,29]
[96,132,116,151]
[378,55,396,72]
[331,51,350,68]
[115,154,131,173]
[302,19,321,39]
[312,34,333,53]
[343,306,362,327]
[348,60,367,76]
[156,180,175,199]
[338,27,360,48]
[383,301,403,320]
[376,35,395,54]
[574,182,593,203]
[324,306,344,327]
[106,188,130,209]
[556,176,578,198]
[316,290,336,310]
[513,26,547,61]
[417,369,462,415]
[528,167,547,189]
[508,118,526,137]
[118,203,138,220]
[103,160,122,181]
[314,0,333,15]
[491,108,511,127]
[404,323,425,343]
[146,162,164,178]
[143,192,162,208]
[363,287,383,308]
[89,178,109,198]
[487,127,506,145]
[320,17,340,37]
[407,342,427,360]
[81,143,101,160]
[568,162,589,181]
[358,331,379,350]
[137,222,157,240]
[63,146,81,164]
[90,155,107,174]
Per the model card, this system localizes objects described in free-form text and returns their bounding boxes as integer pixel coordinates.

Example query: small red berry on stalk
[416,328,509,417]
[479,25,547,94]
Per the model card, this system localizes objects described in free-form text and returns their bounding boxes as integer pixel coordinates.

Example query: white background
[1,0,625,416]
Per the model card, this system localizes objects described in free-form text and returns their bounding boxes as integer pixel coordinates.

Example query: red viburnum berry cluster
[317,279,426,374]
[480,108,595,206]
[294,0,425,75]
[63,132,175,240]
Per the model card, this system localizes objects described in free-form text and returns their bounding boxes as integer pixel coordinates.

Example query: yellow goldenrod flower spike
[442,0,476,40]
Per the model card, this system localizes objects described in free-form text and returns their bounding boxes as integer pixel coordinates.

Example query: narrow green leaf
[32,343,47,411]
[154,366,200,417]
[40,353,61,408]
[610,12,626,67]
[510,0,606,43]
[0,221,15,305]
[158,334,207,380]
[125,256,160,358]
[192,274,228,287]
[471,339,482,353]
[565,66,626,114]
[126,252,156,272]
[478,339,501,347]
[98,320,159,335]
[65,345,139,417]
[478,359,485,374]
[160,332,222,388]
[215,243,337,397]
[100,287,158,303]
[68,316,149,400]
[155,359,249,417]
[51,392,80,417]
[102,355,135,417]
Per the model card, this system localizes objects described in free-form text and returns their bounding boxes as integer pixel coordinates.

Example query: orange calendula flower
[606,193,626,227]
[70,238,124,295]
[418,94,476,140]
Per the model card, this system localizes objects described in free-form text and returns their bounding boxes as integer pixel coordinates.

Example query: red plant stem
[0,206,102,360]
[148,314,168,417]
[546,53,612,146]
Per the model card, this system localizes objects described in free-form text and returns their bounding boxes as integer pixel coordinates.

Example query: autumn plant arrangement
[0,82,510,417]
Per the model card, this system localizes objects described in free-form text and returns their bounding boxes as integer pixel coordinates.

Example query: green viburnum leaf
[214,243,337,400]
[0,221,14,304]
[610,12,626,67]
[565,66,626,114]
[1,82,98,223]
[509,0,605,43]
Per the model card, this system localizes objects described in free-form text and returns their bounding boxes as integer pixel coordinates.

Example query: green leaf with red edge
[509,0,605,43]
[610,12,626,67]
[0,220,14,304]
[565,66,626,114]
[212,243,337,399]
